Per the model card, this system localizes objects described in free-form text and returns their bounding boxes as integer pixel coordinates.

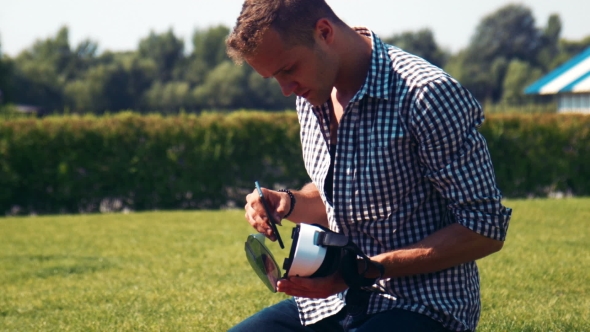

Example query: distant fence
[1,111,589,215]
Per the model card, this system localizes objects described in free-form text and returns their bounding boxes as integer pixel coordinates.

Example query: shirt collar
[350,27,394,102]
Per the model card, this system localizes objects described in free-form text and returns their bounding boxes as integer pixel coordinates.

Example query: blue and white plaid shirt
[294,28,511,331]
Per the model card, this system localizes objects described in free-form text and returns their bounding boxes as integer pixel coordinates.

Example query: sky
[1,0,589,57]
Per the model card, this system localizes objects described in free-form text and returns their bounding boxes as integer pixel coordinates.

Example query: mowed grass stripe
[0,211,290,331]
[1,199,589,331]
[478,198,590,331]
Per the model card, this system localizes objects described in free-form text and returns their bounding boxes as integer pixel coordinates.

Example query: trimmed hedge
[0,111,306,214]
[480,113,590,198]
[1,112,589,215]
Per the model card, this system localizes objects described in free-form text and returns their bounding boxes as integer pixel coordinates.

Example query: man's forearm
[370,223,504,278]
[283,182,328,227]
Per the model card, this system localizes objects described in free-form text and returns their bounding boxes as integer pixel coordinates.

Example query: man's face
[245,28,337,107]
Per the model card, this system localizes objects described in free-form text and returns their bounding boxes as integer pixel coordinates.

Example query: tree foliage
[501,60,543,104]
[0,37,13,104]
[192,25,230,69]
[445,3,583,105]
[468,5,542,64]
[138,29,184,83]
[1,4,589,114]
[383,28,449,68]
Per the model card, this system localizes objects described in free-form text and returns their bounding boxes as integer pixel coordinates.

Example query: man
[227,1,512,331]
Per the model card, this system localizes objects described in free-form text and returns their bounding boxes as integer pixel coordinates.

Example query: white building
[525,47,590,113]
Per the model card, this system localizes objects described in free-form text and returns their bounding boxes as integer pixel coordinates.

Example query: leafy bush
[0,111,305,214]
[481,113,590,197]
[1,111,589,215]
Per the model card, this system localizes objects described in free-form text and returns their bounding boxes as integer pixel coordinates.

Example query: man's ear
[315,18,334,44]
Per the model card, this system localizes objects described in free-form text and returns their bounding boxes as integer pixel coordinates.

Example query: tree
[550,35,590,69]
[192,61,296,111]
[446,4,548,103]
[71,39,99,74]
[192,61,251,109]
[445,51,507,102]
[175,25,232,86]
[0,35,12,105]
[30,26,73,73]
[138,29,184,82]
[9,26,77,110]
[501,59,543,104]
[383,29,448,68]
[536,14,562,71]
[118,53,158,111]
[143,81,192,113]
[64,63,133,112]
[174,56,209,86]
[65,52,157,113]
[467,4,542,64]
[560,35,590,57]
[192,25,230,69]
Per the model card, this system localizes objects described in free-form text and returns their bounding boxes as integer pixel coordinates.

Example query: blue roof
[525,47,590,95]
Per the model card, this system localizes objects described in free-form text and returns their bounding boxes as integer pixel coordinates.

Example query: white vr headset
[245,223,384,293]
[245,182,384,293]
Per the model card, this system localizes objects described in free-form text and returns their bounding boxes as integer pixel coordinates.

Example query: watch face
[245,234,281,292]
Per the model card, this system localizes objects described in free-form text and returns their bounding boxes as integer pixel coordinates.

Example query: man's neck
[332,26,373,101]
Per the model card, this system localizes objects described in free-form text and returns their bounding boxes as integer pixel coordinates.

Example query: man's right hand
[244,187,291,241]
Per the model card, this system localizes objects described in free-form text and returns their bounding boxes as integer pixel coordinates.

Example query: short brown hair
[226,0,343,63]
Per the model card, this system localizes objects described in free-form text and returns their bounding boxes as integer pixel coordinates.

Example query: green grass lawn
[1,198,589,331]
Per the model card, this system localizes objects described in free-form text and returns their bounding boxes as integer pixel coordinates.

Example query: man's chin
[304,95,329,107]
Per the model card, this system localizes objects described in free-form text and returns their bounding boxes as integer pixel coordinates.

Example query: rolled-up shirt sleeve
[410,76,512,241]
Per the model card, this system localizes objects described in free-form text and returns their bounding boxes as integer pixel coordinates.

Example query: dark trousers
[228,297,452,332]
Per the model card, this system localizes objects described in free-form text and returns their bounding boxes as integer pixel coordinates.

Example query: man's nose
[278,80,297,97]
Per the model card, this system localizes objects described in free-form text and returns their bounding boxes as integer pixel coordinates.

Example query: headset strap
[340,246,385,289]
[315,231,349,247]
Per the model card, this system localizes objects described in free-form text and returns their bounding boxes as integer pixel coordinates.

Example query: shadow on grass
[1,255,117,281]
[33,263,113,279]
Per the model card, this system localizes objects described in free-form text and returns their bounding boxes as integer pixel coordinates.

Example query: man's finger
[277,281,332,298]
[287,276,327,288]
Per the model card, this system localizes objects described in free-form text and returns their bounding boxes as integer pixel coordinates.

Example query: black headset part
[283,224,385,290]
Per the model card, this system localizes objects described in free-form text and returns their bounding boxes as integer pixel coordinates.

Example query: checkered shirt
[293,28,512,331]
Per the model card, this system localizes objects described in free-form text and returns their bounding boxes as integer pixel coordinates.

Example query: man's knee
[357,309,450,332]
[228,299,305,332]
